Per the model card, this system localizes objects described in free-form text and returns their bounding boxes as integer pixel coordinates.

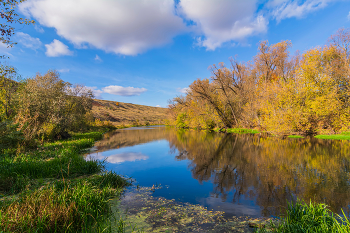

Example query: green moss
[287,135,304,138]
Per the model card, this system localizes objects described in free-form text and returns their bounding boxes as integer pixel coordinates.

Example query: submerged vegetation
[116,186,273,232]
[168,28,350,136]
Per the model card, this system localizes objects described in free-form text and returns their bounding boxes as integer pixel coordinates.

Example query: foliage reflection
[167,130,350,216]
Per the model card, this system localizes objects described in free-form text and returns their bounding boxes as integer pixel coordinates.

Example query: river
[86,126,350,218]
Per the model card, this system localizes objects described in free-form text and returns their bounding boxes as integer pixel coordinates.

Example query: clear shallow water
[86,126,350,218]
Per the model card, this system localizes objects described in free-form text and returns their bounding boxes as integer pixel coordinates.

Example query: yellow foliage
[168,29,350,135]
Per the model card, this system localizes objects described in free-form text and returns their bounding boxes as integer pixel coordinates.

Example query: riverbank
[213,127,350,141]
[0,128,131,232]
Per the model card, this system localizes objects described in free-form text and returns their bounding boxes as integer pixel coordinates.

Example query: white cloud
[156,105,161,107]
[177,87,190,94]
[102,85,147,96]
[0,42,11,51]
[348,11,350,20]
[268,0,336,22]
[94,54,102,62]
[20,0,186,55]
[179,0,267,50]
[58,68,70,73]
[45,39,73,57]
[15,32,42,50]
[19,0,336,53]
[34,24,44,33]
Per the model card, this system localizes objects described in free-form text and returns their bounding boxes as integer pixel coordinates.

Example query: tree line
[168,28,350,135]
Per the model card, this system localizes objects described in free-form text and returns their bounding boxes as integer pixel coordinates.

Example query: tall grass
[0,131,131,232]
[257,200,350,232]
[0,133,105,194]
[0,172,131,232]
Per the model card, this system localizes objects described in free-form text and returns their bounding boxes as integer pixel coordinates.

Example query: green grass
[287,135,304,138]
[0,131,131,232]
[257,200,350,232]
[315,135,350,140]
[226,128,260,134]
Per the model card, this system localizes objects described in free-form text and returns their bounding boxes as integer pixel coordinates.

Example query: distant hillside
[91,99,167,126]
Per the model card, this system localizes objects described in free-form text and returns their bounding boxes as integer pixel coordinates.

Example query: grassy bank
[214,127,260,134]
[315,132,350,140]
[215,127,350,141]
[0,130,131,232]
[287,135,304,138]
[257,200,350,232]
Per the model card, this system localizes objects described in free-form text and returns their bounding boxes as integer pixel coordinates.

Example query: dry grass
[91,99,167,126]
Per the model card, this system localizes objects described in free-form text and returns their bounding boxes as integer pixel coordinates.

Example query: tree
[168,28,350,135]
[0,0,35,48]
[16,70,94,141]
[0,64,21,120]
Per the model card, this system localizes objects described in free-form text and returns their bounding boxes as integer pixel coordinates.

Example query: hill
[91,99,167,126]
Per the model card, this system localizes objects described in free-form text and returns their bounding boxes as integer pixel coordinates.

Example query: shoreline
[174,126,350,141]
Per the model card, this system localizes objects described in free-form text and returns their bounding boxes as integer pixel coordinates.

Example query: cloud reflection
[87,152,149,164]
[200,197,260,217]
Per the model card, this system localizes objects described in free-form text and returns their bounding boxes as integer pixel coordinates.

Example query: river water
[86,126,350,218]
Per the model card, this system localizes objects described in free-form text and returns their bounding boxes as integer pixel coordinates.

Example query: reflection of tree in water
[167,130,350,216]
[94,127,170,152]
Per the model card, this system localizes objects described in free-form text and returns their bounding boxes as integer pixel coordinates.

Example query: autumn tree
[0,64,21,120]
[168,28,350,135]
[16,70,94,141]
[0,0,35,47]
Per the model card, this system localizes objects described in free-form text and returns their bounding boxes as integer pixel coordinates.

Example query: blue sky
[2,0,350,107]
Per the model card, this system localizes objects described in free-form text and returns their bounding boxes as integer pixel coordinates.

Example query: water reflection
[94,126,166,152]
[87,152,149,164]
[87,126,350,217]
[169,130,350,216]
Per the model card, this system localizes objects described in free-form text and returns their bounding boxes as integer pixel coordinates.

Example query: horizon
[2,0,350,108]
